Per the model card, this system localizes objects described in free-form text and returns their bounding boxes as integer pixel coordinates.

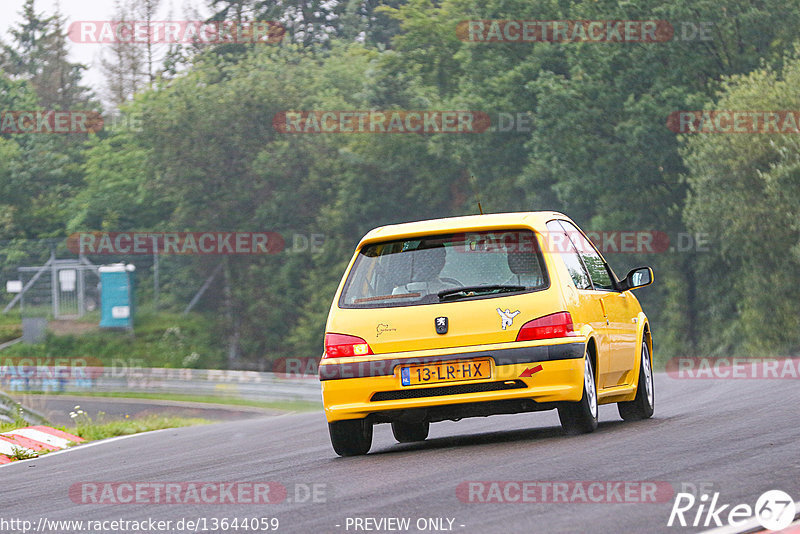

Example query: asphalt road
[2,373,799,534]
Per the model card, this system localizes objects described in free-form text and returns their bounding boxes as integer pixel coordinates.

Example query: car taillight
[324,333,374,359]
[515,312,577,341]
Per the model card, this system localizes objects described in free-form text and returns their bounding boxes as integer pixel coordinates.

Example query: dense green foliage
[2,0,800,366]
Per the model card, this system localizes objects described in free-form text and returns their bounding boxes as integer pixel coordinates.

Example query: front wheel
[391,420,429,443]
[558,351,598,435]
[328,418,373,456]
[618,340,655,421]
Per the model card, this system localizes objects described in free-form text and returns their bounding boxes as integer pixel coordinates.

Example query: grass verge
[0,404,209,462]
[0,404,31,433]
[0,311,22,343]
[67,410,210,441]
[19,391,321,412]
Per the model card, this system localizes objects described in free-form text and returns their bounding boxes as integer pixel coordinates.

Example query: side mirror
[620,267,653,291]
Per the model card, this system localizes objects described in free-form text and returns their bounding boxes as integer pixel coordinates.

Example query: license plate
[400,359,491,386]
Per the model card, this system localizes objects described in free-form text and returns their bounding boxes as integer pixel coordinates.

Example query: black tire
[328,418,373,456]
[391,420,430,443]
[618,340,655,421]
[558,351,599,435]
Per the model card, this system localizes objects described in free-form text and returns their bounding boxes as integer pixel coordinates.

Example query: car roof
[359,211,570,245]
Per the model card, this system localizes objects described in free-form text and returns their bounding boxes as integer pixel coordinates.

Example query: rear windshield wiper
[438,285,525,301]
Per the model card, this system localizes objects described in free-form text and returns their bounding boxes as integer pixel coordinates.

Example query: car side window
[557,220,615,291]
[545,221,592,290]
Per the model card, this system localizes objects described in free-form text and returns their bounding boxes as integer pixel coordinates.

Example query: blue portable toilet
[99,263,135,329]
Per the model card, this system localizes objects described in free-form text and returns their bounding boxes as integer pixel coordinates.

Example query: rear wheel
[558,351,598,435]
[328,418,373,456]
[618,340,655,421]
[391,420,430,443]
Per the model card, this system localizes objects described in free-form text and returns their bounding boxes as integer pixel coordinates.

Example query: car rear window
[338,229,548,308]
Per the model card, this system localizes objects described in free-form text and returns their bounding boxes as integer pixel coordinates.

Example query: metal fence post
[50,250,59,318]
[153,251,159,311]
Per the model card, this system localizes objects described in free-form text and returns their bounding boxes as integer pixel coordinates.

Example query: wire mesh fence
[1,237,227,320]
[16,259,100,319]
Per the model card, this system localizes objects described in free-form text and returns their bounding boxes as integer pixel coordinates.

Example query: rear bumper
[319,340,585,423]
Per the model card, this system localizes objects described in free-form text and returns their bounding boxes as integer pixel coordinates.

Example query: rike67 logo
[668,489,796,530]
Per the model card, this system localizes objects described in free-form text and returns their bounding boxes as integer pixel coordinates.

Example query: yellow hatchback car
[319,212,654,456]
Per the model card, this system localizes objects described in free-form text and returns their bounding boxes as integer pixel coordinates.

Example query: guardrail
[0,367,322,404]
[0,389,50,425]
[0,337,22,350]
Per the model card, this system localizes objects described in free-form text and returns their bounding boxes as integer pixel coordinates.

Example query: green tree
[2,0,94,109]
[684,54,800,355]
